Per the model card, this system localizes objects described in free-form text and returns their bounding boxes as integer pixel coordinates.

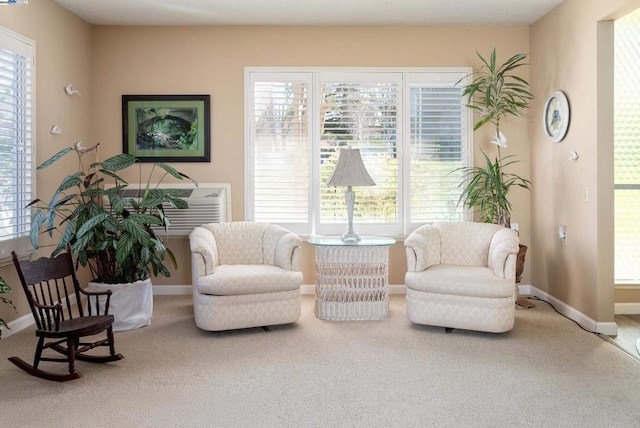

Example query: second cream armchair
[404,222,519,333]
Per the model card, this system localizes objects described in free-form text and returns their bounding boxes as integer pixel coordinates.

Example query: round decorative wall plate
[543,90,570,143]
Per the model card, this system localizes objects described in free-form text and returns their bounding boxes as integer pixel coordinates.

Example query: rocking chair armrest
[79,287,113,316]
[79,287,113,297]
[31,301,63,330]
[32,300,62,312]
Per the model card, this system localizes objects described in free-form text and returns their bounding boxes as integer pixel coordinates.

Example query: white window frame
[0,26,35,261]
[245,67,472,238]
[404,71,473,231]
[244,71,313,235]
[316,71,403,237]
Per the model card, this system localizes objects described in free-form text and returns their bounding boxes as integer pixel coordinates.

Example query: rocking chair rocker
[9,247,123,381]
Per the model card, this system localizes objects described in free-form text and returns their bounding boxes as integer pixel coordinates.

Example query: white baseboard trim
[519,284,618,336]
[116,284,624,336]
[2,292,79,339]
[155,284,409,295]
[300,284,314,295]
[389,284,407,295]
[2,283,618,338]
[153,285,192,295]
[614,302,640,315]
[157,284,619,335]
[2,312,34,339]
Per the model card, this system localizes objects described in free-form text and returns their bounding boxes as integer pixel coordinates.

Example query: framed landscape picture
[122,94,211,162]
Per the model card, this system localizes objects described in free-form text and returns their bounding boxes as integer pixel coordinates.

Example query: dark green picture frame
[122,94,210,162]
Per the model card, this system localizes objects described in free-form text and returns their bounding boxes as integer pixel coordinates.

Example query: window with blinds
[245,68,471,237]
[409,84,465,224]
[615,12,640,282]
[250,76,310,233]
[0,27,34,259]
[320,77,399,232]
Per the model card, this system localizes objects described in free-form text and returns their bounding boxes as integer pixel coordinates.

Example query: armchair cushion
[405,265,514,299]
[197,264,303,296]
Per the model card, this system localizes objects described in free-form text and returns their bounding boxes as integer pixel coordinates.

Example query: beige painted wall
[529,0,640,322]
[4,0,640,331]
[5,1,577,328]
[0,1,93,325]
[90,25,531,287]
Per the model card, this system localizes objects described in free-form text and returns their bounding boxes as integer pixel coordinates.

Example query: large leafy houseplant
[28,143,197,284]
[458,48,533,227]
[0,276,16,339]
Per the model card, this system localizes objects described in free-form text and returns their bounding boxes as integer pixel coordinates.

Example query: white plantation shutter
[0,27,34,259]
[245,68,471,237]
[319,73,400,236]
[247,74,311,234]
[409,83,466,224]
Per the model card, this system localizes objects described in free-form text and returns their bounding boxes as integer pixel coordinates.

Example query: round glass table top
[307,236,396,247]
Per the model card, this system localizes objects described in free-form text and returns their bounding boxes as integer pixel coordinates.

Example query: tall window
[245,68,471,237]
[615,12,640,282]
[0,26,34,259]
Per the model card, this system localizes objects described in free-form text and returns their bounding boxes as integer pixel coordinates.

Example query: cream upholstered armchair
[404,222,519,333]
[189,222,303,331]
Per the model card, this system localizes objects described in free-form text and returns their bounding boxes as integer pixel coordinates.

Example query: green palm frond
[460,48,533,131]
[456,48,533,225]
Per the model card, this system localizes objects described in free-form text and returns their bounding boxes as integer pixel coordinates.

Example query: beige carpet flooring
[2,294,640,428]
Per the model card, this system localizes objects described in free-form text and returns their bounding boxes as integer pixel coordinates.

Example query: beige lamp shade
[325,147,375,242]
[326,147,375,187]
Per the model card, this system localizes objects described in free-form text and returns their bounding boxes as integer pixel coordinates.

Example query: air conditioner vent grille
[104,184,229,236]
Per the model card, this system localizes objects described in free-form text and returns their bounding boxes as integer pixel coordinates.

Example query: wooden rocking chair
[8,247,124,381]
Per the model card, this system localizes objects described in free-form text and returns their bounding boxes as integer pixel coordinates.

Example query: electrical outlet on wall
[559,225,567,246]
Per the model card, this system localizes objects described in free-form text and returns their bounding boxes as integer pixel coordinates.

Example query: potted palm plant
[28,142,197,329]
[458,48,533,283]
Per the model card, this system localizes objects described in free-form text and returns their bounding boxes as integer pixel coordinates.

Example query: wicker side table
[308,237,395,321]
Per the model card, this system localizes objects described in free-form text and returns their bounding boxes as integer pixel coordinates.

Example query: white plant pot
[86,278,153,331]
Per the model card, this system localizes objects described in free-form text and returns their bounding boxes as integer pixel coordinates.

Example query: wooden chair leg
[107,327,116,357]
[33,336,45,370]
[66,337,76,376]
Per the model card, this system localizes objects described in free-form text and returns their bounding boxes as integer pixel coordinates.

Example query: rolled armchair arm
[404,225,440,272]
[189,226,219,277]
[405,246,419,273]
[275,232,302,271]
[488,227,519,279]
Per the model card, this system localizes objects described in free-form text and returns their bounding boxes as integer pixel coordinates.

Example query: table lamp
[326,147,376,242]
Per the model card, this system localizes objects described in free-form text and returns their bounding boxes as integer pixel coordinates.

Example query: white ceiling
[53,0,564,26]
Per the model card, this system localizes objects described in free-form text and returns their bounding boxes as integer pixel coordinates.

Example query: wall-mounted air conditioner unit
[105,183,231,236]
